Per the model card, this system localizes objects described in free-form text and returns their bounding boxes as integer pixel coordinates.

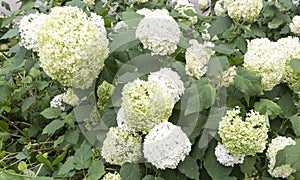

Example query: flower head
[174,0,198,24]
[121,79,174,133]
[63,88,80,106]
[50,93,65,111]
[101,127,142,165]
[136,9,181,55]
[38,6,109,89]
[102,172,121,180]
[215,142,245,167]
[185,39,215,79]
[143,122,191,169]
[218,107,268,156]
[97,81,115,116]
[266,136,296,178]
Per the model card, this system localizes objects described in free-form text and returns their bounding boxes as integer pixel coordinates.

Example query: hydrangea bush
[1,0,300,179]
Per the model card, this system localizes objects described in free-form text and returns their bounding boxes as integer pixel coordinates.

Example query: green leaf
[109,29,139,53]
[278,0,292,9]
[42,120,65,136]
[52,144,71,166]
[102,108,117,128]
[65,0,87,10]
[36,153,54,171]
[142,175,165,180]
[1,1,10,11]
[0,170,22,180]
[120,163,140,180]
[87,160,105,180]
[214,44,234,55]
[208,16,232,37]
[290,59,300,72]
[30,177,54,180]
[233,67,263,96]
[254,99,282,117]
[250,24,266,38]
[58,156,75,175]
[278,94,296,118]
[178,156,200,180]
[0,29,19,40]
[40,108,61,119]
[275,139,300,170]
[239,156,256,175]
[22,96,36,112]
[17,161,27,172]
[122,10,143,21]
[290,116,300,137]
[74,142,92,170]
[204,141,233,179]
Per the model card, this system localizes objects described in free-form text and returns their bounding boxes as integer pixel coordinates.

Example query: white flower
[88,12,106,36]
[113,21,129,33]
[50,93,65,111]
[143,122,191,169]
[116,107,133,131]
[121,79,174,133]
[174,0,198,24]
[148,68,185,103]
[223,0,263,21]
[221,65,237,87]
[198,0,209,10]
[18,12,47,52]
[101,172,121,180]
[214,0,226,16]
[266,136,296,178]
[290,16,300,35]
[83,0,95,8]
[215,142,245,167]
[185,39,215,79]
[244,38,286,90]
[101,127,142,165]
[136,8,152,16]
[37,6,109,89]
[136,9,181,56]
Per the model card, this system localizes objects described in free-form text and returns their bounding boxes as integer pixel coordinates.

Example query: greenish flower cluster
[37,6,109,89]
[96,81,115,117]
[101,127,142,165]
[101,172,121,180]
[63,88,80,107]
[121,79,174,133]
[218,107,268,156]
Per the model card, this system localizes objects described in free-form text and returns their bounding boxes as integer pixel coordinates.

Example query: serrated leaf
[65,130,79,144]
[22,96,36,112]
[40,108,61,119]
[214,44,234,55]
[278,94,296,118]
[254,99,282,117]
[120,163,140,180]
[239,156,256,175]
[290,116,300,137]
[87,160,105,180]
[58,156,75,175]
[0,28,19,40]
[233,67,262,96]
[290,59,300,72]
[275,139,300,170]
[208,16,232,37]
[74,142,92,170]
[178,156,200,180]
[42,120,65,136]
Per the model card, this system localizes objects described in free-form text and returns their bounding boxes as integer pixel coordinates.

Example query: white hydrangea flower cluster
[218,107,268,156]
[50,93,65,111]
[88,12,107,36]
[121,79,174,133]
[136,9,181,56]
[143,122,192,169]
[116,107,134,132]
[113,21,129,32]
[215,142,245,167]
[18,13,47,52]
[221,65,237,87]
[223,0,263,21]
[101,172,121,180]
[244,38,286,90]
[101,127,142,165]
[214,0,226,16]
[136,8,152,16]
[185,39,215,79]
[174,0,198,24]
[148,68,185,103]
[37,6,109,89]
[198,0,209,10]
[266,136,296,178]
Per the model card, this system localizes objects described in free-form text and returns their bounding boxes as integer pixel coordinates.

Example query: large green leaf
[74,142,92,170]
[278,94,296,118]
[40,108,61,119]
[290,116,300,137]
[42,120,65,136]
[254,99,282,118]
[58,156,75,175]
[22,96,36,112]
[208,16,232,37]
[275,139,300,170]
[178,156,200,180]
[87,160,106,180]
[290,59,300,72]
[0,28,19,40]
[120,163,140,180]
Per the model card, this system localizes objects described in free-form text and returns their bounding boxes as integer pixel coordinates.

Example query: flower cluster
[218,107,268,156]
[185,39,215,79]
[223,0,263,21]
[244,38,286,90]
[290,16,300,35]
[18,13,47,52]
[101,127,142,165]
[174,0,198,24]
[221,65,237,87]
[121,79,174,133]
[50,93,65,111]
[136,9,181,55]
[266,136,296,178]
[102,172,121,180]
[97,81,115,116]
[143,122,192,169]
[214,0,226,16]
[37,6,109,89]
[215,142,245,167]
[83,0,95,8]
[63,88,80,107]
